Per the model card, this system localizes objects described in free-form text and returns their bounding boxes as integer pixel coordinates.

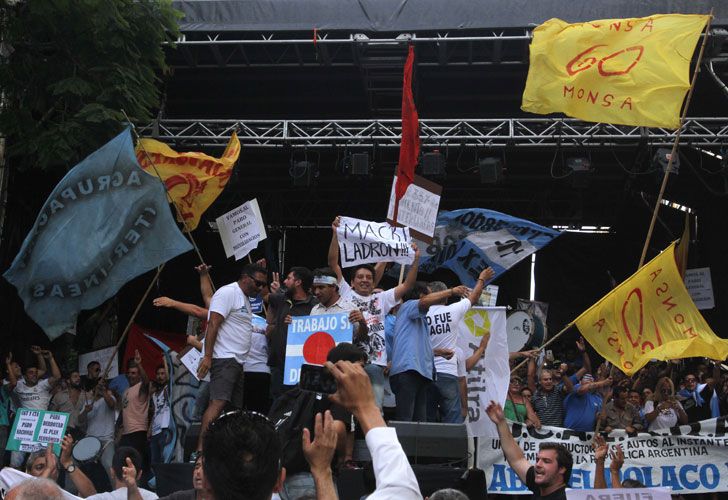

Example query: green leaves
[0,0,181,170]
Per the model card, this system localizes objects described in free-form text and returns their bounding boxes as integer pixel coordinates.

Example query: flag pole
[511,322,574,373]
[101,264,165,379]
[638,12,714,268]
[121,110,216,292]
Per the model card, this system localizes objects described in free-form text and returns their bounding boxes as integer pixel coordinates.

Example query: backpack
[268,387,317,474]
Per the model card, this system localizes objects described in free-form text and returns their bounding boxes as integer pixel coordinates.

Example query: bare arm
[197,312,224,380]
[60,435,97,497]
[486,402,531,483]
[328,217,345,283]
[44,351,61,386]
[303,412,339,500]
[573,338,591,380]
[196,264,214,308]
[417,285,467,312]
[466,334,489,371]
[592,435,608,489]
[31,346,47,378]
[524,398,541,428]
[467,268,494,305]
[394,246,421,302]
[153,296,209,319]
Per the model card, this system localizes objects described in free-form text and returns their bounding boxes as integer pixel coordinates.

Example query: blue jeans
[426,373,464,423]
[280,471,339,500]
[193,381,209,421]
[150,428,172,465]
[364,364,386,410]
[390,370,431,422]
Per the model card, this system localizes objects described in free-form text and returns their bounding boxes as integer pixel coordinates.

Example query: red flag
[122,324,187,376]
[394,45,420,223]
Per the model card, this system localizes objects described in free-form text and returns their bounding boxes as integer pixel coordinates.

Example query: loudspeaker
[351,153,370,175]
[478,157,503,184]
[389,421,468,464]
[420,152,446,177]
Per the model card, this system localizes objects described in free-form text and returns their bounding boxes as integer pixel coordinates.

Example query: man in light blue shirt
[389,281,470,422]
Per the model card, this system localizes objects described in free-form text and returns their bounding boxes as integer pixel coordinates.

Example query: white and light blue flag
[3,128,192,339]
[418,209,560,286]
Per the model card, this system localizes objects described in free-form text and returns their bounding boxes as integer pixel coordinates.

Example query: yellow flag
[522,14,709,128]
[135,133,241,231]
[574,242,728,375]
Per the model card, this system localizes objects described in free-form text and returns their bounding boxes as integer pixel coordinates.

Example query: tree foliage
[0,0,181,170]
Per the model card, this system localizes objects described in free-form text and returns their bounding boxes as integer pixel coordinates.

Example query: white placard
[386,175,441,240]
[685,267,715,310]
[480,285,499,307]
[566,488,671,500]
[216,198,267,261]
[180,348,210,382]
[337,216,414,268]
[78,346,118,378]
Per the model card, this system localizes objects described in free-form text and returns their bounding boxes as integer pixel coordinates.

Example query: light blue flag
[3,128,192,340]
[417,209,561,287]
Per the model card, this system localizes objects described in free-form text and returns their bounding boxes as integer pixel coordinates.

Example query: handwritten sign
[337,216,413,268]
[386,174,442,242]
[566,487,671,500]
[216,198,266,260]
[6,409,69,454]
[283,313,353,385]
[685,267,714,310]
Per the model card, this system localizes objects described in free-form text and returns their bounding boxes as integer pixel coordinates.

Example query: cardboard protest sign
[6,409,69,454]
[337,216,413,268]
[685,267,715,310]
[283,313,353,385]
[78,346,118,378]
[387,174,442,242]
[216,198,266,260]
[566,488,670,500]
[479,418,728,494]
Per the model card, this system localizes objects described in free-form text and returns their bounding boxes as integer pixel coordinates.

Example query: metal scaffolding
[139,117,728,149]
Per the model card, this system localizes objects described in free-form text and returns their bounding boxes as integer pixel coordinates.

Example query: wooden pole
[101,264,165,378]
[638,13,714,268]
[121,110,216,292]
[511,322,574,373]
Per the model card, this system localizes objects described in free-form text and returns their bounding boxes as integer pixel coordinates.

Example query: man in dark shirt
[486,400,571,500]
[678,370,717,423]
[266,266,318,399]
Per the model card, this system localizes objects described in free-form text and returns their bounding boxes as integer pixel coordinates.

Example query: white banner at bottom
[478,417,728,494]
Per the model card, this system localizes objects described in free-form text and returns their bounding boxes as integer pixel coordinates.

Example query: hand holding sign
[336,216,414,268]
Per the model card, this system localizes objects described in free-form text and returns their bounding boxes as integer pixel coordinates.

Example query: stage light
[652,148,680,175]
[566,157,591,189]
[478,157,503,184]
[419,151,446,179]
[290,160,318,187]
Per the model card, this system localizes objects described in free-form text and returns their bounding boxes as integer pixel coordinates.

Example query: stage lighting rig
[566,156,592,189]
[477,157,503,184]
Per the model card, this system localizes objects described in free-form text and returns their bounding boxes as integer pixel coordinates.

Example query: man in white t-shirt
[194,263,268,457]
[425,267,493,423]
[328,216,420,409]
[6,348,61,411]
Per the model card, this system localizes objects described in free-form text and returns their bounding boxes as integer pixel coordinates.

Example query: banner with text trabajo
[337,217,414,268]
[479,418,728,494]
[283,313,353,385]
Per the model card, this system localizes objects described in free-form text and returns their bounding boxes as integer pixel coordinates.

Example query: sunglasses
[246,276,267,288]
[510,379,522,385]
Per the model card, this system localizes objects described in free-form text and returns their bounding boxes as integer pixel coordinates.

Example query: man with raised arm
[486,401,571,500]
[425,268,494,423]
[328,216,420,409]
[194,263,268,459]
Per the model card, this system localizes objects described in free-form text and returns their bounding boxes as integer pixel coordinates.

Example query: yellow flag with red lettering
[522,14,709,128]
[135,133,240,231]
[574,242,728,375]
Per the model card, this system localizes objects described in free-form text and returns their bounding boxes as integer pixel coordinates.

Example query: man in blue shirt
[389,281,470,422]
[563,373,611,432]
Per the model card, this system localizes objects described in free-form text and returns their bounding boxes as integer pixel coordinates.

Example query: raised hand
[451,285,469,298]
[576,337,586,352]
[326,361,375,414]
[121,457,138,489]
[270,272,281,294]
[60,434,74,469]
[153,296,175,308]
[30,345,42,355]
[302,411,338,474]
[609,444,625,472]
[194,263,212,275]
[485,401,506,425]
[479,267,495,282]
[592,434,608,462]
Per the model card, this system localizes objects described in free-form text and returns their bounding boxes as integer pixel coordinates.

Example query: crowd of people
[1,216,726,499]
